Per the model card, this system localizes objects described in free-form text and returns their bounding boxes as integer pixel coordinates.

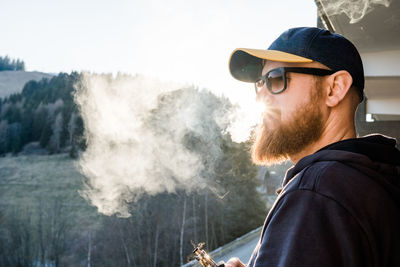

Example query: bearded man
[225,27,400,267]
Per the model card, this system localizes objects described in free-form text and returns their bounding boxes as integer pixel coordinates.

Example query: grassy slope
[0,154,99,222]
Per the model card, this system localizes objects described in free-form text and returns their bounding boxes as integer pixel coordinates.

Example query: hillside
[0,139,268,266]
[0,76,269,266]
[0,154,103,266]
[0,153,86,206]
[0,71,54,98]
[0,153,99,223]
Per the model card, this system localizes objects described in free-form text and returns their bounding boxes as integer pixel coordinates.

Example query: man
[225,27,400,267]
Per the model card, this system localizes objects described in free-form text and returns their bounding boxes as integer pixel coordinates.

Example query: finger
[225,257,242,267]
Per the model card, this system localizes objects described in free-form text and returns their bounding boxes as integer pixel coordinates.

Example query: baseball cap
[229,27,364,100]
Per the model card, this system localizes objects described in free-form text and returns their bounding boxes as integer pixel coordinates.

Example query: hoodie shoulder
[290,160,394,204]
[283,159,399,229]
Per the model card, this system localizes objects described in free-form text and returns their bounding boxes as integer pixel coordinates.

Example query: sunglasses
[255,67,336,94]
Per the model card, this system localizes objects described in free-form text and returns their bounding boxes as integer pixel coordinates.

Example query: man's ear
[325,70,353,107]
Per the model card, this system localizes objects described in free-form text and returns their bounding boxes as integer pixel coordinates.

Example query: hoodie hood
[282,134,400,205]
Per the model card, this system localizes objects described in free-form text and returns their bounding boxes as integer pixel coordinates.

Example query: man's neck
[290,123,357,164]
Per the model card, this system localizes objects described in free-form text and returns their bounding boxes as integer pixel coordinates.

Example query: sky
[1,0,317,103]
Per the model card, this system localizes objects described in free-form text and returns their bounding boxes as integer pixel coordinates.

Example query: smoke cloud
[319,0,391,24]
[74,73,259,217]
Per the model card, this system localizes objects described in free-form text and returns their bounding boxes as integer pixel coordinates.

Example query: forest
[0,72,85,156]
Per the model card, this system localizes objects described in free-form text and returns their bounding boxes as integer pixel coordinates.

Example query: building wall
[356,99,400,148]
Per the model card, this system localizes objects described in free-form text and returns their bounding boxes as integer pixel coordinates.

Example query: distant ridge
[0,70,54,98]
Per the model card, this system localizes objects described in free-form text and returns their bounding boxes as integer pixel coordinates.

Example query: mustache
[255,98,281,125]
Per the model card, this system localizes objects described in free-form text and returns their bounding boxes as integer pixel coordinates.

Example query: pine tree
[39,117,53,149]
[0,56,25,71]
[5,122,22,154]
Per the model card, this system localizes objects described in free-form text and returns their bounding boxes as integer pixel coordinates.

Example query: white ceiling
[316,0,400,121]
[317,0,400,53]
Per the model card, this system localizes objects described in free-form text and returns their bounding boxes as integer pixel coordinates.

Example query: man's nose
[256,84,273,104]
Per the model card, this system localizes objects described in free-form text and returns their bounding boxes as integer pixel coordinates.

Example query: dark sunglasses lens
[267,69,285,93]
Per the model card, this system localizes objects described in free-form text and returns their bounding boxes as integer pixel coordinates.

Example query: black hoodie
[248,135,400,267]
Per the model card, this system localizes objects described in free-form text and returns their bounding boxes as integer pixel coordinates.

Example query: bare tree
[118,220,132,266]
[67,112,77,146]
[49,113,63,153]
[205,191,209,248]
[87,231,91,267]
[180,195,187,266]
[153,222,160,267]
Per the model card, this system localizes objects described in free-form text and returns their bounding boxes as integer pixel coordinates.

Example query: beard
[251,89,324,166]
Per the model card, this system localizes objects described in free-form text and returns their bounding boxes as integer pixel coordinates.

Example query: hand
[224,257,246,267]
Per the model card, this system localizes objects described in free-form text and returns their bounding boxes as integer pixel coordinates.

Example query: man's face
[251,61,327,165]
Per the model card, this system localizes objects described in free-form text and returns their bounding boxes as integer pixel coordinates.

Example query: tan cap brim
[229,48,313,83]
